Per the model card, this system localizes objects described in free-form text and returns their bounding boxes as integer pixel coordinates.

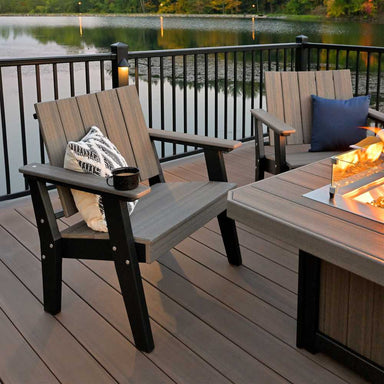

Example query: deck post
[295,35,309,71]
[111,42,129,88]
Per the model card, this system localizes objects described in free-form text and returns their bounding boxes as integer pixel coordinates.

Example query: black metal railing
[0,53,114,200]
[1,36,384,201]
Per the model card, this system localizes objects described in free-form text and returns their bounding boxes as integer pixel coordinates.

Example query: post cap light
[118,58,130,87]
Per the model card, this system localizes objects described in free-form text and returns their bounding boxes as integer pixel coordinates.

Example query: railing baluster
[215,52,218,138]
[326,49,330,70]
[276,49,279,71]
[377,52,382,111]
[172,55,176,155]
[17,66,27,174]
[336,49,340,69]
[224,52,228,139]
[100,60,105,91]
[366,52,371,96]
[69,62,75,96]
[283,48,287,71]
[35,64,45,164]
[147,57,153,128]
[251,50,255,136]
[346,50,350,69]
[259,50,263,109]
[205,53,209,137]
[268,49,271,71]
[0,68,10,195]
[316,48,320,70]
[194,54,198,137]
[242,51,246,139]
[307,47,311,70]
[160,56,165,157]
[85,61,90,93]
[355,50,360,96]
[53,63,58,99]
[135,58,139,92]
[233,51,237,140]
[184,54,188,152]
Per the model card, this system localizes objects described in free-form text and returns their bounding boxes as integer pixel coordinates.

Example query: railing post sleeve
[295,35,309,71]
[111,42,129,88]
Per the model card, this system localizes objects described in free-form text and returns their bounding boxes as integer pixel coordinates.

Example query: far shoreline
[0,12,383,24]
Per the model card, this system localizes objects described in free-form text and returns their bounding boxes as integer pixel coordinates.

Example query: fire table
[227,151,384,383]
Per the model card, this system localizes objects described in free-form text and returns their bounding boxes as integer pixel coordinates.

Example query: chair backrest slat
[116,86,160,180]
[56,98,87,141]
[35,85,161,217]
[281,72,303,145]
[35,101,78,216]
[76,93,108,136]
[265,72,285,122]
[315,71,335,98]
[96,89,137,167]
[333,70,353,99]
[298,71,317,143]
[265,69,353,145]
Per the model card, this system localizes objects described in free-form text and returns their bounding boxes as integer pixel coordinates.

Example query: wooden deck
[0,142,370,384]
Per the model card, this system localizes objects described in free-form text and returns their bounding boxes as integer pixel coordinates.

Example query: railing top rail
[127,42,300,59]
[0,42,299,67]
[0,53,115,67]
[305,42,384,53]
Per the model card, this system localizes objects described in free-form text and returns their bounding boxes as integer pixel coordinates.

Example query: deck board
[0,142,369,384]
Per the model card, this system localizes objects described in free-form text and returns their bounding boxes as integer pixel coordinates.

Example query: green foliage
[286,0,315,14]
[0,0,381,16]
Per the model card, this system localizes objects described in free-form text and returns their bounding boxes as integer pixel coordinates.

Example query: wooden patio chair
[19,85,242,353]
[251,69,384,180]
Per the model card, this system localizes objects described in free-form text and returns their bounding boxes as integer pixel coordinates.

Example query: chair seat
[266,144,340,169]
[61,181,236,262]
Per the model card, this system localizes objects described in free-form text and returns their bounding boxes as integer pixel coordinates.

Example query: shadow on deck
[0,142,368,383]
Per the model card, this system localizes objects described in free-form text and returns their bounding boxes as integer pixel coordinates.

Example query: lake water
[1,16,382,99]
[1,15,384,57]
[1,15,383,196]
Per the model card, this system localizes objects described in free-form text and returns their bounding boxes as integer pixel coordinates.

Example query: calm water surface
[0,16,383,195]
[0,15,383,57]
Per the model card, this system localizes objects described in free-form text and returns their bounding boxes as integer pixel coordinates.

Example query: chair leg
[217,211,242,266]
[41,244,62,315]
[203,149,242,265]
[28,179,63,315]
[255,159,265,181]
[114,255,154,352]
[103,197,154,353]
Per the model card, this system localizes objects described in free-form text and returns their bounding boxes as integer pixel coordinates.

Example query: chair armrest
[368,108,384,124]
[148,128,242,152]
[251,109,296,136]
[19,164,150,202]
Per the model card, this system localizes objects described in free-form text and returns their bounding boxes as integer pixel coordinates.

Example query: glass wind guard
[330,140,384,198]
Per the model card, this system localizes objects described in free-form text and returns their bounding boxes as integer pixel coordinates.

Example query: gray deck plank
[0,309,59,384]
[0,228,116,384]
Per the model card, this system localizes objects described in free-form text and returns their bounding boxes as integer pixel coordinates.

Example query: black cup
[106,167,140,190]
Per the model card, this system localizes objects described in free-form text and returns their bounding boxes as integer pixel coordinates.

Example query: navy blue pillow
[310,94,370,152]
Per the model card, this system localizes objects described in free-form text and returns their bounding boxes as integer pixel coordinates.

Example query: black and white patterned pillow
[64,126,137,232]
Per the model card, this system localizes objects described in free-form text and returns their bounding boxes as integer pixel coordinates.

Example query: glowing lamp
[118,58,129,87]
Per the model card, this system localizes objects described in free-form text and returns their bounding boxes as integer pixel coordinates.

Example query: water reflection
[160,16,164,38]
[79,16,83,37]
[2,16,384,57]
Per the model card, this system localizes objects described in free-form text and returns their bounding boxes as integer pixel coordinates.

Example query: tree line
[1,0,382,18]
